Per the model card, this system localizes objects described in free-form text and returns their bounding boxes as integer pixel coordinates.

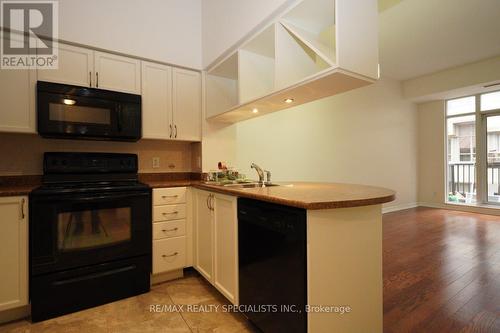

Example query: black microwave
[37,81,142,141]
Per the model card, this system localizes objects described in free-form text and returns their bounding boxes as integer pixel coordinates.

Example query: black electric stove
[29,152,152,322]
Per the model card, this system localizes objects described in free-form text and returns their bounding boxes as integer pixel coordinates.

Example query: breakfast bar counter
[193,181,395,210]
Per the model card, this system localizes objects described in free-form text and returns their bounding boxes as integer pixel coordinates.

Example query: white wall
[235,77,418,210]
[58,0,202,69]
[417,100,445,205]
[201,0,291,67]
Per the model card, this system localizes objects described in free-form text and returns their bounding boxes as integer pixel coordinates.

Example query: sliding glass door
[482,91,500,204]
[446,90,500,205]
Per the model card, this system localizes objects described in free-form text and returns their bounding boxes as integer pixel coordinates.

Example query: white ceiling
[379,0,500,80]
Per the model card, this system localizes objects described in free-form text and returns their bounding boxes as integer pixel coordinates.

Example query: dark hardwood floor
[383,207,500,333]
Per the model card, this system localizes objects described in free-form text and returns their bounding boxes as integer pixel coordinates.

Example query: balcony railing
[449,162,500,197]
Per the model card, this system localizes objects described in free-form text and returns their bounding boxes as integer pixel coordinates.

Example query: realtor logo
[1,0,58,69]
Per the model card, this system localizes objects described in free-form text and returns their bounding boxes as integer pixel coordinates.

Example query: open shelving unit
[238,25,276,103]
[205,0,378,124]
[206,52,239,119]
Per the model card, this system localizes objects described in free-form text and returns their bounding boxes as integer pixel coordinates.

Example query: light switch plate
[152,157,160,168]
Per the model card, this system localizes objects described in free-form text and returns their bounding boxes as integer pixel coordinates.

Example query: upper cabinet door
[141,62,172,140]
[94,51,141,94]
[0,34,36,133]
[37,43,93,87]
[172,68,201,141]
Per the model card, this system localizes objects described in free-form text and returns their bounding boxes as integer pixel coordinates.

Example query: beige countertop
[193,182,395,210]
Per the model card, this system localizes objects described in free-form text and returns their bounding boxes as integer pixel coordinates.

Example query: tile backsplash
[0,133,201,175]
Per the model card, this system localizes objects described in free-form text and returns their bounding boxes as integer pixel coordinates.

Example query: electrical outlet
[152,157,160,168]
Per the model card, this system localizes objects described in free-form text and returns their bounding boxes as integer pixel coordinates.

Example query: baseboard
[0,305,29,324]
[418,201,500,216]
[151,269,184,285]
[382,202,418,214]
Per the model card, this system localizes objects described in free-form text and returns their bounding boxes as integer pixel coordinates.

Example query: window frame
[445,89,500,205]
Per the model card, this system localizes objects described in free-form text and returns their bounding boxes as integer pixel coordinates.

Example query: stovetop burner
[33,152,148,195]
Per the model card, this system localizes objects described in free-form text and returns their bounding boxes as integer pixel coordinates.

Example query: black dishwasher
[238,198,307,333]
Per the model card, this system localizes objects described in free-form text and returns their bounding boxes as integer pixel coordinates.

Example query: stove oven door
[30,190,151,275]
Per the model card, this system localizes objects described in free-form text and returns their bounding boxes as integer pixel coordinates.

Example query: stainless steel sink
[223,182,280,188]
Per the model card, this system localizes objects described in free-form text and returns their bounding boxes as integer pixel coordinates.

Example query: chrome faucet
[251,163,265,184]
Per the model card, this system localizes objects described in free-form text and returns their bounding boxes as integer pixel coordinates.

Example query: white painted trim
[382,202,418,214]
[418,201,500,216]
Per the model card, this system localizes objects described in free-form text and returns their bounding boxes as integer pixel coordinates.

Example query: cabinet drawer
[153,220,186,240]
[153,187,187,205]
[153,204,186,222]
[153,236,186,274]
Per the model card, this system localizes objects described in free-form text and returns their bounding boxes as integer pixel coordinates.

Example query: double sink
[204,182,281,189]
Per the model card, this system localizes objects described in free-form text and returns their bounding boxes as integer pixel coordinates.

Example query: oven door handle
[75,193,147,201]
[37,192,149,202]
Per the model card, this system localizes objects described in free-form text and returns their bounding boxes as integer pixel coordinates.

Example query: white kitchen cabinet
[152,188,189,276]
[37,43,140,94]
[194,190,238,304]
[141,63,201,141]
[141,62,173,139]
[37,43,94,87]
[194,190,214,281]
[0,64,36,134]
[0,34,36,133]
[212,193,238,304]
[94,51,141,94]
[0,197,28,312]
[172,68,201,141]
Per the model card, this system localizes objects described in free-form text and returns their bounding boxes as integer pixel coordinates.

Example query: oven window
[57,207,131,251]
[49,103,111,125]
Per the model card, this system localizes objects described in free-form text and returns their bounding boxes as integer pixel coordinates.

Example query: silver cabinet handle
[96,72,99,87]
[162,252,178,258]
[162,195,178,199]
[169,124,172,138]
[89,71,92,87]
[162,211,178,215]
[162,227,179,232]
[174,125,178,138]
[20,198,25,219]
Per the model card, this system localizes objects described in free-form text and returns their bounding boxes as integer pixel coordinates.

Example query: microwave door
[38,92,119,139]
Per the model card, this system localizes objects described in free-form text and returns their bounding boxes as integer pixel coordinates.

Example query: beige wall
[403,56,500,101]
[235,77,418,211]
[0,133,197,175]
[417,100,446,204]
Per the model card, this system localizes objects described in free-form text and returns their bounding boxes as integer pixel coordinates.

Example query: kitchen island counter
[193,181,395,210]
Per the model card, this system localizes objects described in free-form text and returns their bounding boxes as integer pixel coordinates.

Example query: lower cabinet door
[0,196,28,311]
[213,193,238,304]
[153,236,186,274]
[194,190,214,281]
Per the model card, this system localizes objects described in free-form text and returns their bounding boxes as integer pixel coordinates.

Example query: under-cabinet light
[252,108,259,114]
[63,99,76,105]
[284,98,294,104]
